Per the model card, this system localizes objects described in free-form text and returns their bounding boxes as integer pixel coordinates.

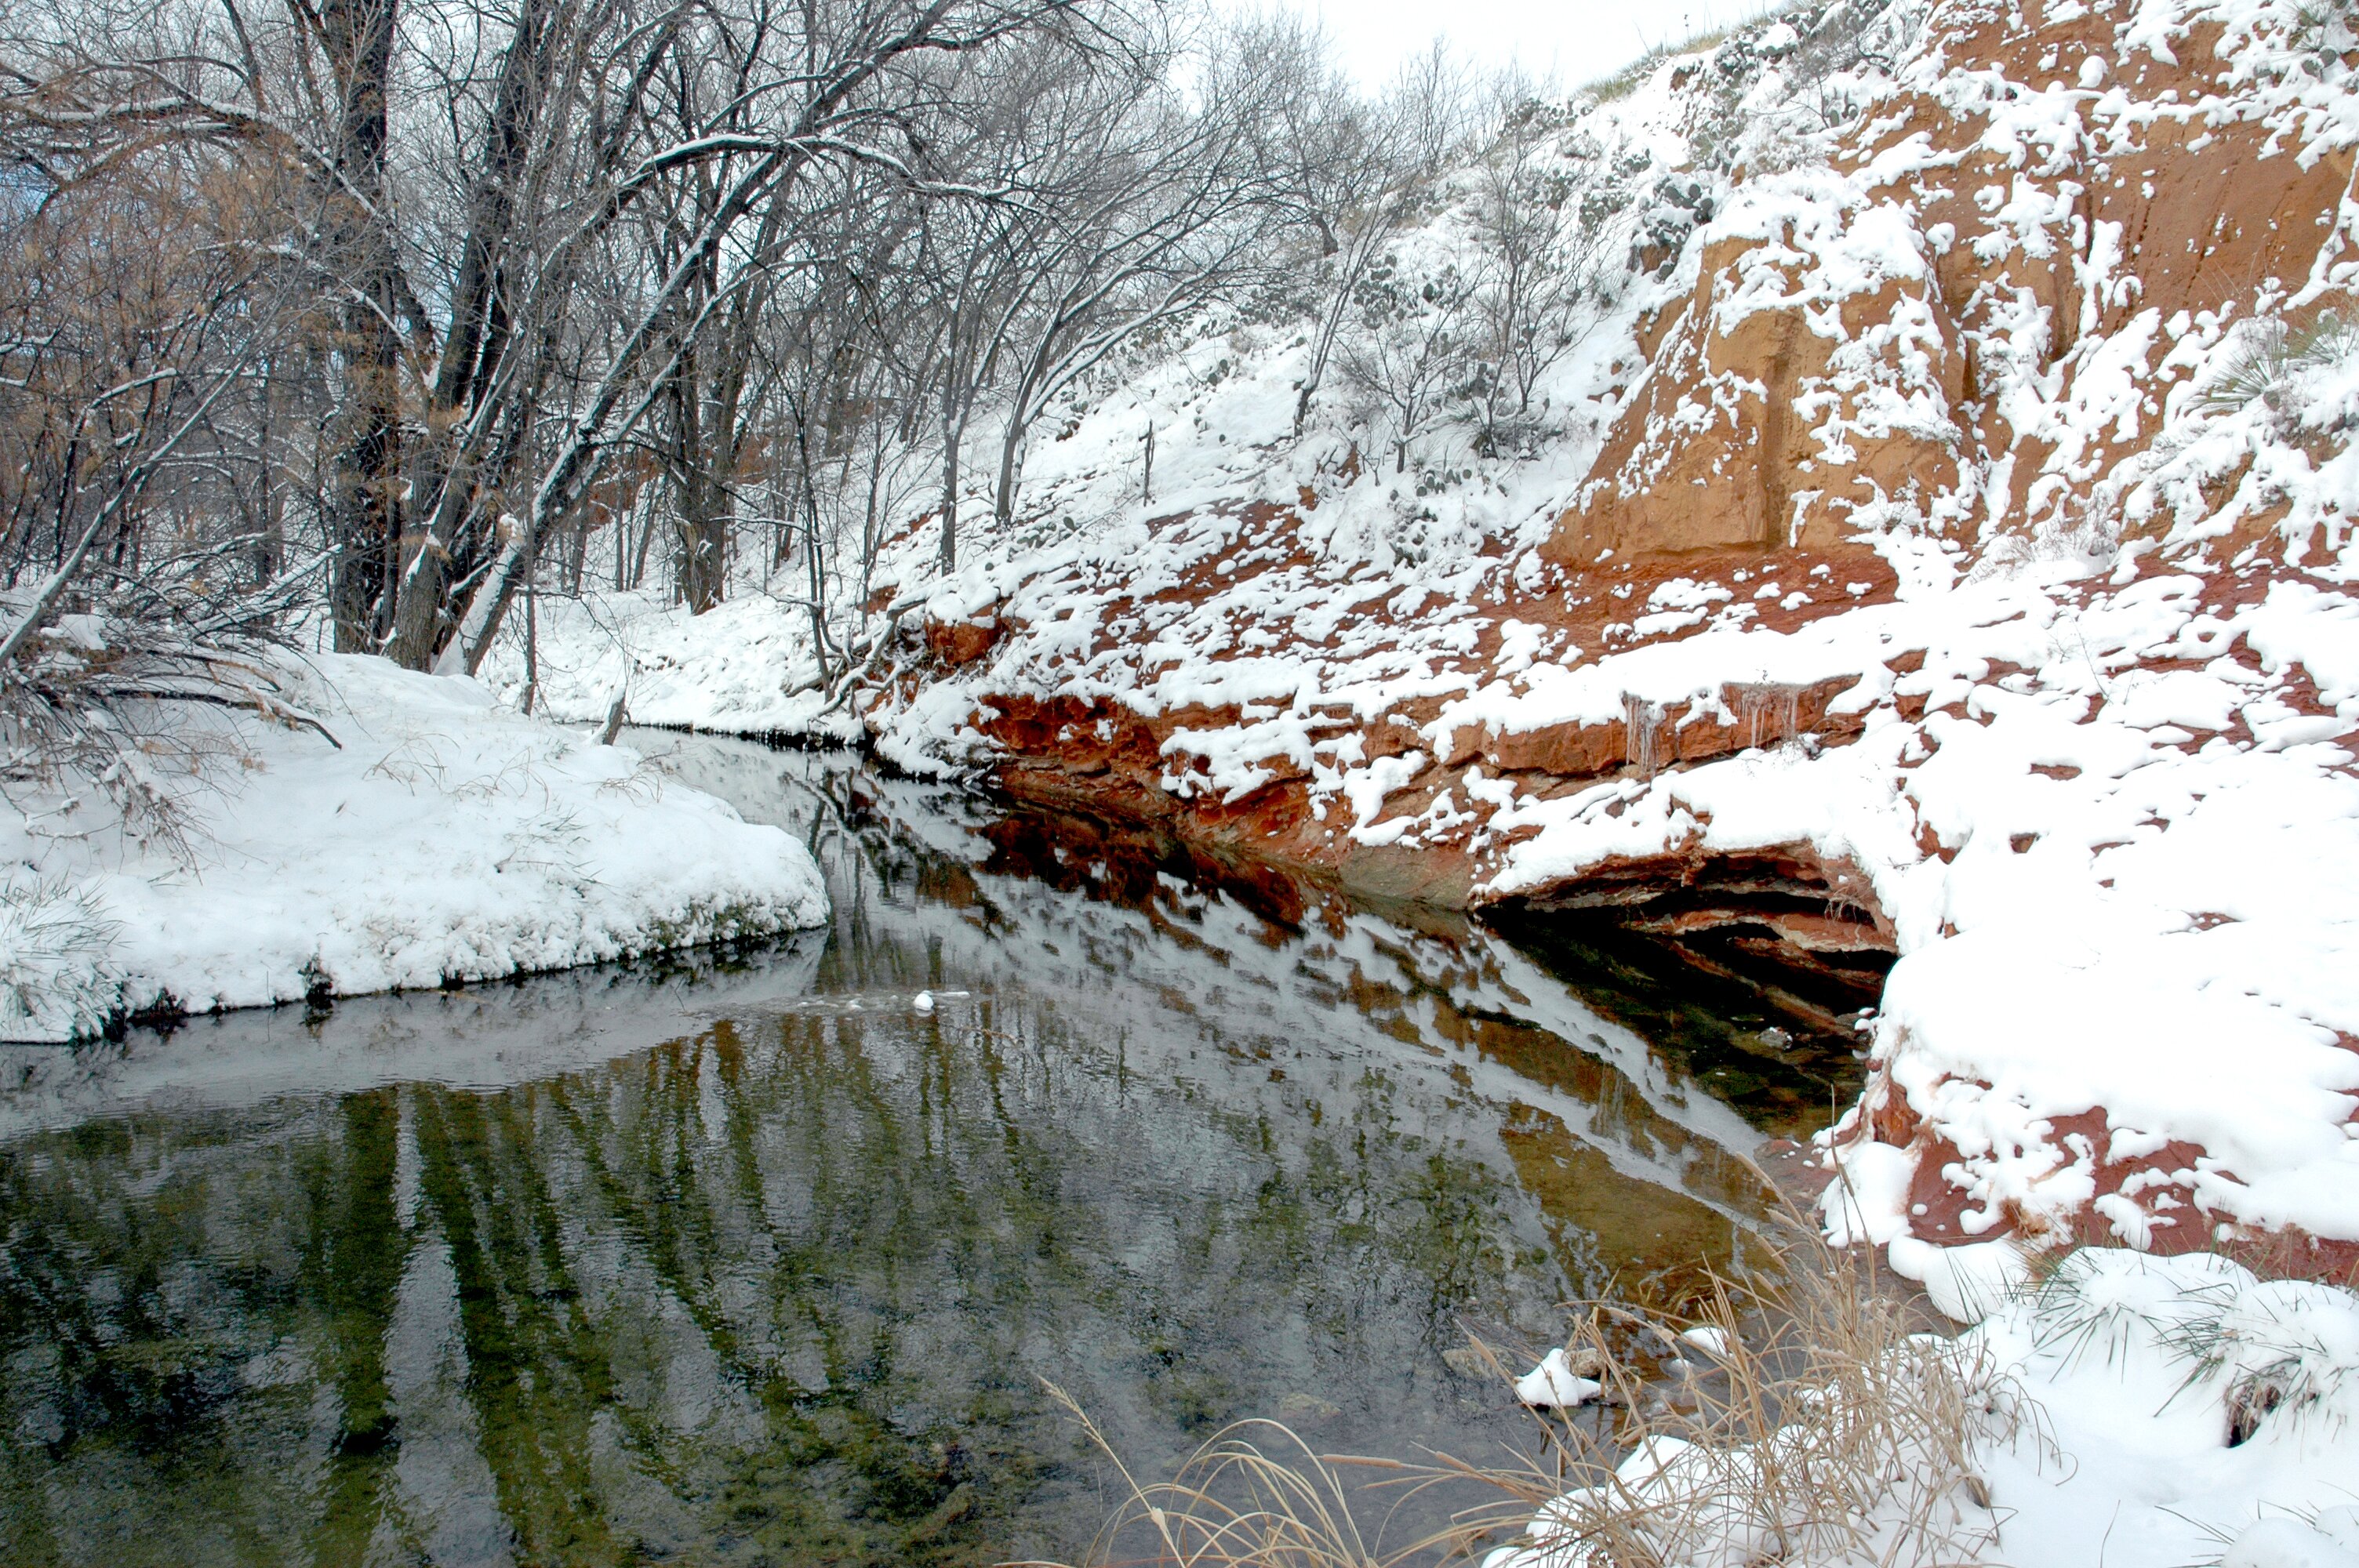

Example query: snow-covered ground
[1487,1247,2359,1568]
[0,653,827,1041]
[478,587,863,741]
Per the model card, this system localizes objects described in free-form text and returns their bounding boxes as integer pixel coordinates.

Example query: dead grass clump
[1481,1237,2024,1567]
[1012,1392,1434,1567]
[1024,1228,2028,1568]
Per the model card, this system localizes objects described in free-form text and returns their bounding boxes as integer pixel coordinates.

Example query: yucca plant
[2197,309,2359,427]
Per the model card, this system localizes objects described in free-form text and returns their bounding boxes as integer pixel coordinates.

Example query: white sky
[1211,1,1771,93]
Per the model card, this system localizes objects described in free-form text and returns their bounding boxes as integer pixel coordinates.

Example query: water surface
[0,739,1853,1566]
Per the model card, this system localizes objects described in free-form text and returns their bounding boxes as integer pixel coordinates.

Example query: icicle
[1623,693,1667,779]
[1732,681,1807,751]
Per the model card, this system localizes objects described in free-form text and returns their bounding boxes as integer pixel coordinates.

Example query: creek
[0,737,1863,1566]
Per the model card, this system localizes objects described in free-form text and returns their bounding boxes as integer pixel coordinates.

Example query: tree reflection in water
[0,741,1855,1566]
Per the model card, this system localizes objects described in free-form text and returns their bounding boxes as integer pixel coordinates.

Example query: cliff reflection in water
[0,740,1851,1566]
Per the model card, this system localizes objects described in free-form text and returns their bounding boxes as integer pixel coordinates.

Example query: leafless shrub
[0,569,334,858]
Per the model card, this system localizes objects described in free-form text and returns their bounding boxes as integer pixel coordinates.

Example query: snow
[477,586,865,741]
[1514,1349,1604,1410]
[1681,1326,1733,1358]
[1483,1249,2359,1568]
[2225,1519,2359,1568]
[0,0,2349,1557]
[0,654,828,1040]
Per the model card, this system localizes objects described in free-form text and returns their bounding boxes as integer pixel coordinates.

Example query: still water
[0,739,1856,1566]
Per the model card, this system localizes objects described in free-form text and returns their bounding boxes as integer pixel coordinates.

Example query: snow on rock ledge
[0,654,829,1040]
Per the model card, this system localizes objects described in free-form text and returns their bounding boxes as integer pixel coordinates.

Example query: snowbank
[0,653,828,1040]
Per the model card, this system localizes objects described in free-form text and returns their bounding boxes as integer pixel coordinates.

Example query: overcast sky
[1211,0,1768,93]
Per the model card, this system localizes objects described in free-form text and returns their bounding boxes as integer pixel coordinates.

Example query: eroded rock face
[921,514,1909,924]
[1554,241,1970,561]
[925,613,1001,666]
[1554,0,2359,568]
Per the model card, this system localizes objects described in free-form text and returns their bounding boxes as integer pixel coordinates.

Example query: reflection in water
[0,741,1855,1566]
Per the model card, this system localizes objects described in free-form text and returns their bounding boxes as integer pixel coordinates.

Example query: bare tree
[0,125,325,838]
[1339,247,1474,477]
[1459,83,1611,459]
[0,0,1622,746]
[436,0,1098,670]
[1282,35,1471,435]
[982,20,1286,528]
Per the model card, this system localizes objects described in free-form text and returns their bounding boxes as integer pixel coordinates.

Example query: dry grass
[1019,1227,2028,1568]
[1009,1392,1455,1567]
[1480,1239,2026,1568]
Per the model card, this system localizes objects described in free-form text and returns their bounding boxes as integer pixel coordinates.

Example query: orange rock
[925,615,1000,666]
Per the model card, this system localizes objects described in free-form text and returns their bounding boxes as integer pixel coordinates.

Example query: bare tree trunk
[678,495,727,610]
[794,416,831,684]
[938,408,961,572]
[256,355,286,585]
[567,516,587,596]
[667,341,729,613]
[520,581,537,714]
[993,414,1023,527]
[320,0,405,655]
[631,497,657,589]
[385,0,553,670]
